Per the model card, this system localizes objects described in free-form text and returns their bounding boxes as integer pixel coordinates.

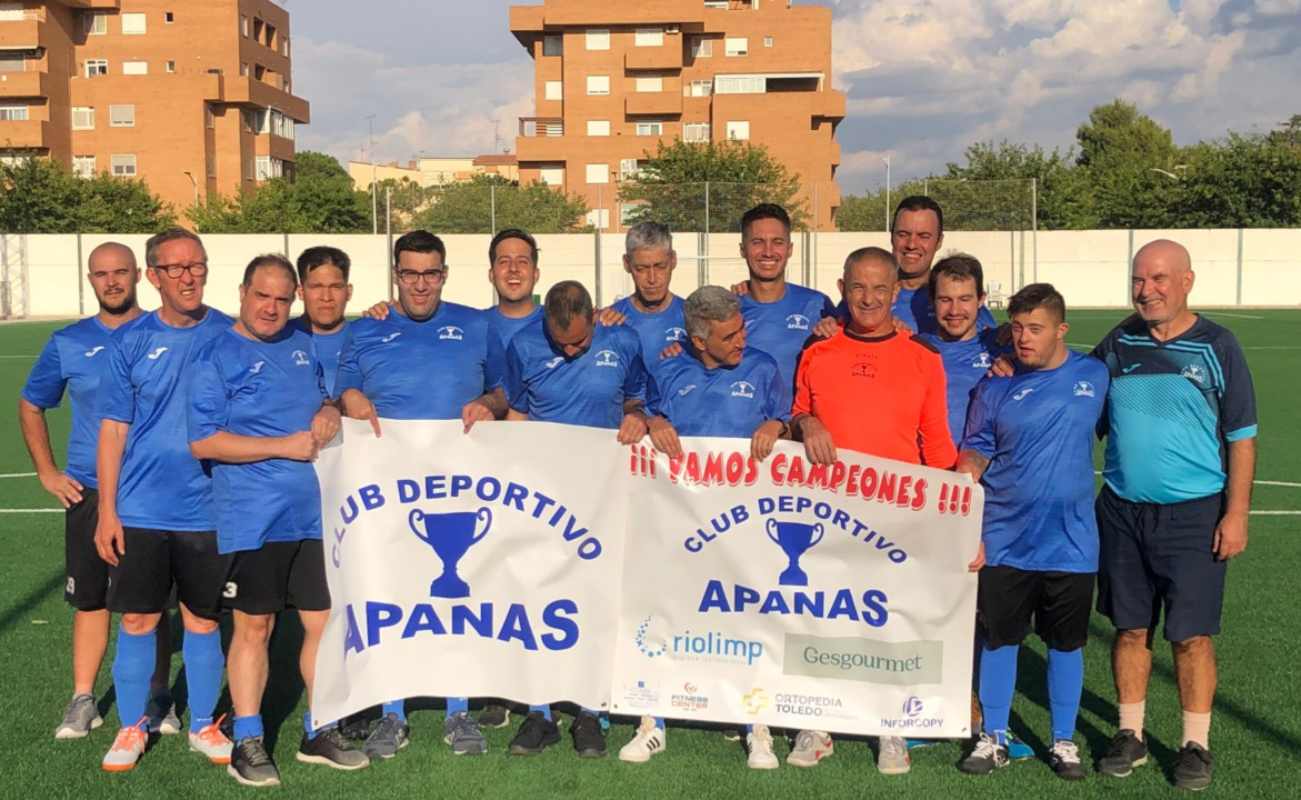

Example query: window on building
[265,24,277,49]
[240,62,249,76]
[585,163,609,184]
[716,76,765,94]
[0,53,22,73]
[109,104,135,127]
[121,13,146,35]
[255,156,284,181]
[725,37,748,56]
[165,11,174,24]
[543,34,562,57]
[619,158,640,180]
[84,59,109,78]
[283,37,289,56]
[71,106,94,130]
[684,122,711,142]
[73,156,96,179]
[635,28,664,47]
[165,60,176,73]
[726,120,750,140]
[269,110,294,138]
[764,36,774,48]
[0,106,28,121]
[253,17,264,41]
[0,4,23,22]
[634,121,663,136]
[254,64,266,81]
[635,77,663,93]
[691,38,713,58]
[241,109,256,132]
[585,29,609,50]
[84,12,107,36]
[586,75,609,96]
[123,61,148,75]
[586,120,610,136]
[241,15,249,37]
[689,80,712,97]
[111,154,137,176]
[544,80,562,101]
[539,166,564,186]
[585,209,610,228]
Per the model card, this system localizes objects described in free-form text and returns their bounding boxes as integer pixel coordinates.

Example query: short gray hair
[684,285,740,340]
[842,246,897,280]
[625,221,673,256]
[544,280,594,330]
[145,227,206,269]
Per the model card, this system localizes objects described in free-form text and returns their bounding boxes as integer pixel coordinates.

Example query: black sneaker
[479,704,511,729]
[1048,739,1087,781]
[1097,729,1149,777]
[1173,742,1213,791]
[227,737,280,787]
[959,733,1009,775]
[509,712,561,755]
[297,727,370,770]
[571,713,607,758]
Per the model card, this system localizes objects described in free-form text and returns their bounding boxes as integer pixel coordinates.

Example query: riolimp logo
[634,616,763,665]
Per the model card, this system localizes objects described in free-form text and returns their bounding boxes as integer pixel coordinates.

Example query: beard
[98,290,138,316]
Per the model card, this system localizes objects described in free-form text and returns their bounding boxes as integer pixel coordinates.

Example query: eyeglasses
[396,268,447,286]
[153,261,209,279]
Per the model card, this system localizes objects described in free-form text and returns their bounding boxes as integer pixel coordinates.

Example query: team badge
[1181,364,1207,385]
[438,326,464,341]
[1073,381,1095,398]
[665,327,688,342]
[594,349,620,367]
[785,314,810,331]
[292,349,310,366]
[971,351,992,369]
[730,381,756,399]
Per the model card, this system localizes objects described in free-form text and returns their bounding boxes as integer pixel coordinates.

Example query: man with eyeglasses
[94,228,235,773]
[336,229,508,759]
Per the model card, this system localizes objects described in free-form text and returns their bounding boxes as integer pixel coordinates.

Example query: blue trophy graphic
[408,507,492,598]
[766,518,824,586]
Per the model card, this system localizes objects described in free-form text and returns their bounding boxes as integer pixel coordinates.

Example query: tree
[373,177,435,229]
[939,141,1088,230]
[619,140,806,232]
[1168,133,1301,228]
[0,159,173,233]
[1074,99,1181,227]
[188,151,370,233]
[413,174,589,234]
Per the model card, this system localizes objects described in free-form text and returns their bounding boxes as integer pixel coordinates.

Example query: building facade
[0,0,309,214]
[348,153,520,191]
[509,0,845,231]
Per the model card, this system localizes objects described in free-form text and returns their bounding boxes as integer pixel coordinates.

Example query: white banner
[610,438,982,738]
[311,419,629,726]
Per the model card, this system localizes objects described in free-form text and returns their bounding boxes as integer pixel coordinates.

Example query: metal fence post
[1236,227,1244,306]
[490,184,496,234]
[1031,178,1038,283]
[76,231,85,315]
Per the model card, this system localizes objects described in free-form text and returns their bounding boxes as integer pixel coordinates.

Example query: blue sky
[288,1,1301,194]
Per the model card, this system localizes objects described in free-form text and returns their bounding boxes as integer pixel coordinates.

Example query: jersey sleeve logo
[83,345,106,358]
[1121,362,1142,374]
[1012,387,1035,401]
[380,331,402,343]
[1072,381,1095,398]
[594,349,620,367]
[785,314,810,331]
[249,360,265,375]
[665,326,688,342]
[544,355,565,370]
[146,346,168,360]
[1180,364,1206,385]
[729,380,756,399]
[292,349,310,366]
[677,383,697,397]
[437,326,464,341]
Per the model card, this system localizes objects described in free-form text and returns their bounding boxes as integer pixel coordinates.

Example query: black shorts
[65,488,108,611]
[1096,485,1226,642]
[105,528,231,620]
[977,565,1094,651]
[222,539,330,614]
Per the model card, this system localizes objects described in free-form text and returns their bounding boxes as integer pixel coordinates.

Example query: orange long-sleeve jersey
[792,329,957,468]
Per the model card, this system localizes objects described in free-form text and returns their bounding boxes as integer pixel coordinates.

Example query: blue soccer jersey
[920,329,1011,448]
[188,327,327,554]
[740,283,835,397]
[335,302,505,419]
[1092,314,1257,504]
[485,305,543,347]
[894,285,998,336]
[22,316,120,488]
[962,351,1110,573]
[648,348,788,438]
[609,294,687,373]
[505,319,646,429]
[293,316,348,397]
[98,308,234,531]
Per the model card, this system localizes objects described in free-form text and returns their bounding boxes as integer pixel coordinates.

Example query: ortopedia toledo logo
[742,688,770,715]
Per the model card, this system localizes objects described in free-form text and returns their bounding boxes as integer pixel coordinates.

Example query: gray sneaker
[145,693,181,735]
[54,693,103,740]
[228,737,280,787]
[478,704,511,729]
[443,711,488,755]
[363,712,410,759]
[877,735,912,775]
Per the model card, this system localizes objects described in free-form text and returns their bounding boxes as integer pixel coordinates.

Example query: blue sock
[528,704,553,721]
[182,628,224,733]
[234,714,264,742]
[304,710,334,740]
[654,717,665,729]
[112,628,156,729]
[446,697,469,716]
[1047,647,1084,742]
[382,699,406,722]
[979,644,1019,744]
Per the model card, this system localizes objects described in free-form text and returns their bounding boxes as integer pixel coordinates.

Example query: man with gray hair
[610,221,687,374]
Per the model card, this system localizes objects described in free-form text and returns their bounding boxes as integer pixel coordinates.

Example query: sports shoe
[479,704,511,729]
[905,737,939,750]
[146,693,181,735]
[297,727,370,770]
[876,734,911,775]
[188,715,233,765]
[1097,729,1148,777]
[509,711,561,755]
[1007,733,1035,761]
[746,725,779,770]
[787,729,834,768]
[363,712,410,759]
[570,713,607,758]
[618,717,666,763]
[1049,738,1086,780]
[101,723,148,772]
[227,736,280,787]
[443,711,487,755]
[1173,742,1213,791]
[959,733,1010,775]
[55,693,102,740]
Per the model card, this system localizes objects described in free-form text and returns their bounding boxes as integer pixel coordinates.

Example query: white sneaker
[746,724,779,770]
[787,729,834,768]
[877,735,911,775]
[102,723,148,772]
[55,693,102,740]
[146,694,181,736]
[618,716,666,763]
[188,716,233,765]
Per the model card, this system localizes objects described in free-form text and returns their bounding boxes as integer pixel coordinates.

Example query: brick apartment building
[0,0,309,214]
[509,0,845,231]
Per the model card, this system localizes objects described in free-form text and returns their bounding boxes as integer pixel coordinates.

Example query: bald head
[1134,239,1191,275]
[1131,238,1195,327]
[88,241,136,270]
[87,241,140,316]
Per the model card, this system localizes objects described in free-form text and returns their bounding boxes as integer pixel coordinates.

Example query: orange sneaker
[188,714,233,765]
[102,721,149,772]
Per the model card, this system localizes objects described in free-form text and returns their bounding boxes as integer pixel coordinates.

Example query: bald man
[1091,240,1257,790]
[19,242,173,739]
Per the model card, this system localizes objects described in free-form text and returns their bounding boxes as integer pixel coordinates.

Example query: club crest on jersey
[665,327,688,342]
[730,381,756,399]
[677,383,698,397]
[380,332,402,343]
[292,349,310,366]
[438,326,464,341]
[146,346,168,360]
[84,345,105,358]
[1012,387,1035,401]
[1181,364,1207,385]
[851,359,875,378]
[1073,381,1095,398]
[971,351,992,369]
[785,314,810,331]
[594,349,620,367]
[249,360,265,375]
[545,356,564,370]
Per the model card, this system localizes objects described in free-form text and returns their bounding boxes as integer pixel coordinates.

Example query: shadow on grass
[0,571,63,634]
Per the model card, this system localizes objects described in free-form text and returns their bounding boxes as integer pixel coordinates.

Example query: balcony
[0,16,47,49]
[519,117,564,137]
[526,1,704,26]
[0,70,49,99]
[516,117,569,161]
[625,92,682,116]
[0,119,50,149]
[813,89,846,120]
[204,74,310,123]
[625,47,682,71]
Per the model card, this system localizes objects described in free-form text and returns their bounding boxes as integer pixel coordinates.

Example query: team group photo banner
[311,419,629,727]
[611,438,983,739]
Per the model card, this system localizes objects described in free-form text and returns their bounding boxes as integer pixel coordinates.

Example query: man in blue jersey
[93,228,235,773]
[484,228,544,345]
[20,242,175,740]
[337,229,507,758]
[501,280,647,759]
[956,284,1108,781]
[609,222,687,373]
[1090,240,1256,791]
[889,196,997,335]
[188,255,366,786]
[294,246,353,396]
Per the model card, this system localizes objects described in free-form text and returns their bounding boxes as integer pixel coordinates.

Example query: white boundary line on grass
[1201,311,1266,320]
[0,472,36,478]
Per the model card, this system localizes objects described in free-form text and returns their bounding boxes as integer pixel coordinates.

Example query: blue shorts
[1095,485,1227,642]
